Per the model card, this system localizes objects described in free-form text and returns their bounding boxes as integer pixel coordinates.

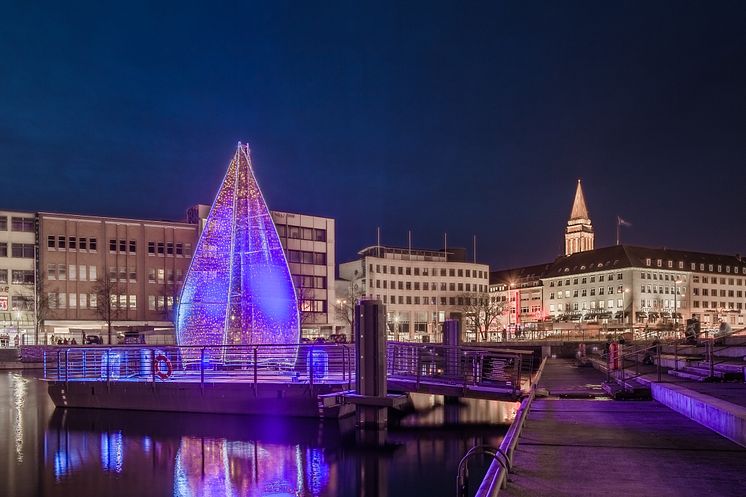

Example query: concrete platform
[536,357,606,398]
[46,379,354,418]
[501,399,746,497]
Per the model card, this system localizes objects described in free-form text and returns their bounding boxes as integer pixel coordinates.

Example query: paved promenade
[502,359,746,497]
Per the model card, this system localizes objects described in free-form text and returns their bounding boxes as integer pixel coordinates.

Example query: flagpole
[616,216,620,246]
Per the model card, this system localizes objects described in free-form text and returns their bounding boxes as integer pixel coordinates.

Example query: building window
[11,270,34,284]
[157,242,164,255]
[148,241,155,254]
[11,243,34,258]
[129,240,136,253]
[47,235,55,249]
[90,238,97,252]
[89,266,97,280]
[0,217,6,230]
[176,243,183,256]
[109,239,116,252]
[167,242,174,255]
[79,238,87,250]
[11,217,34,232]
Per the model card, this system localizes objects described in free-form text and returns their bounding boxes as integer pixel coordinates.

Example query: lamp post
[674,279,682,332]
[509,283,515,338]
[624,288,631,333]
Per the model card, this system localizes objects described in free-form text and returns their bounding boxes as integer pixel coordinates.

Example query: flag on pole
[618,216,632,227]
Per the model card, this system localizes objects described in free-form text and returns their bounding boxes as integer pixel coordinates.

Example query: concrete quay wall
[652,382,746,448]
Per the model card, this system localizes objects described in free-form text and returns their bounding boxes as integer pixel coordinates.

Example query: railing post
[65,350,69,386]
[674,341,679,371]
[708,341,715,379]
[43,350,47,379]
[57,350,61,380]
[107,348,111,388]
[416,348,421,389]
[253,347,258,395]
[657,345,662,382]
[151,348,156,389]
[200,347,205,394]
[309,346,315,387]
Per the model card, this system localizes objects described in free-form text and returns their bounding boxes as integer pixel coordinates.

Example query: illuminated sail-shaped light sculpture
[176,143,300,365]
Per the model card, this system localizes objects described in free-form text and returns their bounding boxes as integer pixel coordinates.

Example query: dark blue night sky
[2,1,745,269]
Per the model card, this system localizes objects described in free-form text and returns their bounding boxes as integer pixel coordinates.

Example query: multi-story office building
[187,205,337,338]
[339,245,490,342]
[0,211,37,345]
[37,206,337,343]
[38,212,197,344]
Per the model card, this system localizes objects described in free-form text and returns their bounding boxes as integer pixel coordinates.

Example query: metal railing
[44,343,355,390]
[466,355,548,497]
[606,342,662,390]
[387,342,533,395]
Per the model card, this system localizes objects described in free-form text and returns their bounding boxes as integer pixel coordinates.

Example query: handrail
[471,355,548,497]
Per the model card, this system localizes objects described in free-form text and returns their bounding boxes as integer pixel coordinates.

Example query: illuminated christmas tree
[176,143,300,364]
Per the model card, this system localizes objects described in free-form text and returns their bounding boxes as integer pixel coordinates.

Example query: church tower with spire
[565,179,594,256]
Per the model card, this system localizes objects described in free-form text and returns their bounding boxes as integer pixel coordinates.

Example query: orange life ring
[153,354,173,380]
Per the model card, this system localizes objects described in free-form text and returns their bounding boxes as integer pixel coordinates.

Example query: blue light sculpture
[176,143,300,364]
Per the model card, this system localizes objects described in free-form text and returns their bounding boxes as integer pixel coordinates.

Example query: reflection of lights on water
[101,431,124,473]
[173,437,331,497]
[11,374,29,463]
[306,448,329,496]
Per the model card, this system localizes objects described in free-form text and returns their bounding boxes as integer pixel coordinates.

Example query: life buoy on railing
[153,354,173,380]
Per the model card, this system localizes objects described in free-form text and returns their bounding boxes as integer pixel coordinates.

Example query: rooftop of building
[355,245,483,264]
[547,244,746,277]
[490,262,554,287]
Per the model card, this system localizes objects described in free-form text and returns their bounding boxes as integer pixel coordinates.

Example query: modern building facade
[188,205,336,339]
[34,203,336,344]
[339,246,490,342]
[38,211,196,344]
[0,211,36,346]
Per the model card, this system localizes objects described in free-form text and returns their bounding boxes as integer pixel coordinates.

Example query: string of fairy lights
[176,143,300,364]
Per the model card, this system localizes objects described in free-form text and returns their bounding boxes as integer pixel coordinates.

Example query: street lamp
[509,283,516,338]
[624,288,631,333]
[674,279,683,331]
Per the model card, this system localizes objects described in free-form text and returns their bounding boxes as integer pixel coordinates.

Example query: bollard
[354,298,388,429]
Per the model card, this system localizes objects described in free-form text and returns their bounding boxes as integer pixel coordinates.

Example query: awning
[614,311,624,319]
[636,311,648,318]
[660,312,671,318]
[671,312,682,319]
[648,312,660,319]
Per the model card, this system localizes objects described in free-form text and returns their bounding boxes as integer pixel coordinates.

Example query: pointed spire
[177,142,299,365]
[569,179,590,221]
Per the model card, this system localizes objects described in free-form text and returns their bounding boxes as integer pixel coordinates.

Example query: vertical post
[64,350,69,385]
[200,347,205,394]
[57,350,61,380]
[253,347,258,388]
[309,346,315,387]
[43,350,47,379]
[657,345,662,382]
[674,341,679,371]
[107,348,111,387]
[708,341,715,379]
[354,298,388,429]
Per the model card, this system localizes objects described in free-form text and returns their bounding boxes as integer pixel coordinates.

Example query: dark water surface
[0,371,514,497]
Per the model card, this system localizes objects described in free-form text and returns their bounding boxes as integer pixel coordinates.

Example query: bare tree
[457,292,507,342]
[333,281,364,336]
[30,273,57,344]
[93,277,123,345]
